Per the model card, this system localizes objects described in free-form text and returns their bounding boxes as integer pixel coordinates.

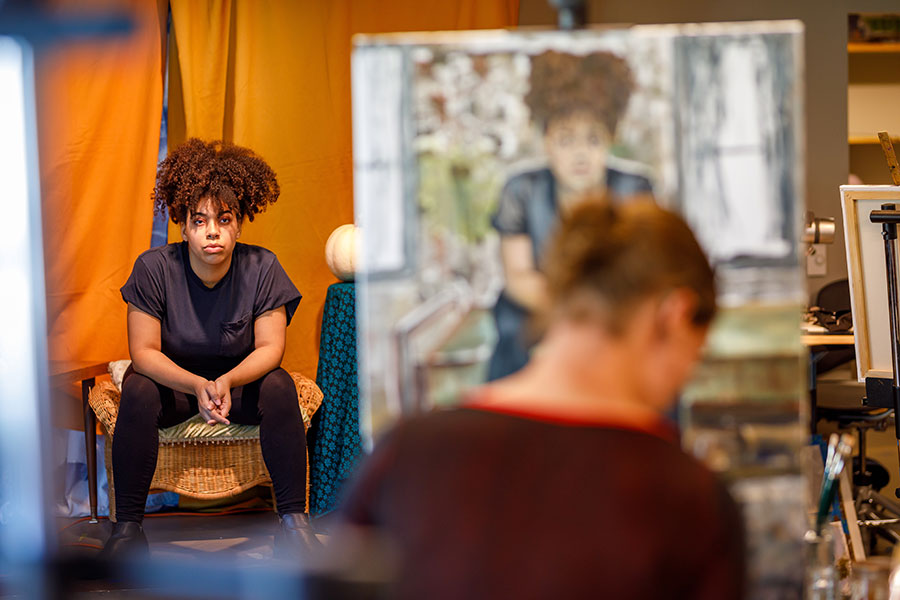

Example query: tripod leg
[840,467,866,561]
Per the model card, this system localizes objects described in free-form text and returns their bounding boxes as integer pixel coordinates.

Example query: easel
[839,132,900,559]
[862,132,900,492]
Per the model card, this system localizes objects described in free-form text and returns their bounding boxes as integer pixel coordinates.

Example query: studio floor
[58,509,286,564]
[41,497,332,599]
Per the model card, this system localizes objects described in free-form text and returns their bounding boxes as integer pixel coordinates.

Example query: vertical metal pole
[878,204,900,496]
[883,231,900,395]
[809,353,818,435]
[83,377,98,523]
[858,426,867,476]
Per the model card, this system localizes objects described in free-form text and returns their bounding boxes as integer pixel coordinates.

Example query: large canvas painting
[353,22,803,433]
[353,21,806,598]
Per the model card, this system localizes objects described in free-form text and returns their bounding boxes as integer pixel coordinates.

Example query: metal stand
[866,204,900,497]
[82,377,98,523]
[548,0,587,30]
[855,485,900,549]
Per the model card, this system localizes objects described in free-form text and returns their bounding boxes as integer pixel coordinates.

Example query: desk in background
[803,333,856,435]
[802,334,854,347]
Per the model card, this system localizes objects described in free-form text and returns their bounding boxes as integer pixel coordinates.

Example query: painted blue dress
[487,165,653,380]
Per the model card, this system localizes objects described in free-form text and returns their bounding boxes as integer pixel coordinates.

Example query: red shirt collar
[462,391,679,443]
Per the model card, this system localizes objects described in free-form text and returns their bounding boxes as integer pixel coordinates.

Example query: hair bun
[153,138,280,224]
[543,198,716,331]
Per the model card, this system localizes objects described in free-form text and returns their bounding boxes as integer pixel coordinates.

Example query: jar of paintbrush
[806,433,856,600]
[806,527,836,600]
[851,556,891,599]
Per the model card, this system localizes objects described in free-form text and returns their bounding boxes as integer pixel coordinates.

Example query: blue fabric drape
[308,282,362,515]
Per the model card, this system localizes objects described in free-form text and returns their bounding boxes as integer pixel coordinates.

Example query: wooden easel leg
[839,467,865,561]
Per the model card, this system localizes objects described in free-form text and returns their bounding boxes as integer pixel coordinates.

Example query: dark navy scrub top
[120,242,301,380]
[486,165,653,381]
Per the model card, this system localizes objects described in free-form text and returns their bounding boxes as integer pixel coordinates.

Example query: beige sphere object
[325,224,358,281]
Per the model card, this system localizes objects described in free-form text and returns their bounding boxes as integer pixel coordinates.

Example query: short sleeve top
[120,242,301,379]
[491,166,653,266]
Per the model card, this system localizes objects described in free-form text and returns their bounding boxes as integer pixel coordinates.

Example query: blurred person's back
[340,200,745,599]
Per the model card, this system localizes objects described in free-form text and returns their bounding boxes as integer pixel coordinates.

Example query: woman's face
[633,291,710,413]
[181,197,241,270]
[544,111,610,194]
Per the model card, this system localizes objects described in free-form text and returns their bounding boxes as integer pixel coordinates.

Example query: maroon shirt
[341,402,745,600]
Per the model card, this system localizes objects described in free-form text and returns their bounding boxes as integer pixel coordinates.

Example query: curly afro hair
[153,138,280,224]
[524,50,634,135]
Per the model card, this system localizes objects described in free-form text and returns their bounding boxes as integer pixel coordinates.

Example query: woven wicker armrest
[291,372,323,428]
[88,380,122,436]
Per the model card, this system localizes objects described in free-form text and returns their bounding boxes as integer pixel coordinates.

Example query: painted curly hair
[524,50,634,134]
[153,138,280,224]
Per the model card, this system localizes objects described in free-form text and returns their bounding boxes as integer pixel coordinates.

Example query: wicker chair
[88,361,323,521]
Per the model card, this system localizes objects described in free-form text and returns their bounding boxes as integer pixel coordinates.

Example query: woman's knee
[257,368,300,417]
[119,371,162,421]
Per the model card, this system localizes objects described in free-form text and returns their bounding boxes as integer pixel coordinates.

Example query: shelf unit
[849,135,900,145]
[848,30,900,183]
[848,42,900,54]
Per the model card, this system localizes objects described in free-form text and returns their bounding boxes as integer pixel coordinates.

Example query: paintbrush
[819,433,839,497]
[816,433,840,522]
[816,433,856,535]
[824,433,839,473]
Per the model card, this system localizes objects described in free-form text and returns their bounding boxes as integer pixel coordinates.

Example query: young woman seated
[103,139,318,560]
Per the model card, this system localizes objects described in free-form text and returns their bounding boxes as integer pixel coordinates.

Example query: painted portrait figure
[488,50,654,380]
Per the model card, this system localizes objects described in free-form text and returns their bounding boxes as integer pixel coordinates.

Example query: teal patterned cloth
[309,282,362,516]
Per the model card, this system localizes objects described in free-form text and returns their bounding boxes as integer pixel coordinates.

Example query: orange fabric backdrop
[36,0,518,376]
[38,0,167,366]
[167,0,519,377]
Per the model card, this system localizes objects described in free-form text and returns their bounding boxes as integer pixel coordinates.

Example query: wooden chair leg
[105,440,116,523]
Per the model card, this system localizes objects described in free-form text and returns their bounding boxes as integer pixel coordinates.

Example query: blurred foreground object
[0,5,130,599]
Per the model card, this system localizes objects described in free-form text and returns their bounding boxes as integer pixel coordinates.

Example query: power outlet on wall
[807,244,827,277]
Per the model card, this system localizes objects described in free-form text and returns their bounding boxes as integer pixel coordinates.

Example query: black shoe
[99,520,149,560]
[274,512,322,561]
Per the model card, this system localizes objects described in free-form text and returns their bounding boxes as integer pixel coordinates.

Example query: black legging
[112,366,307,522]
